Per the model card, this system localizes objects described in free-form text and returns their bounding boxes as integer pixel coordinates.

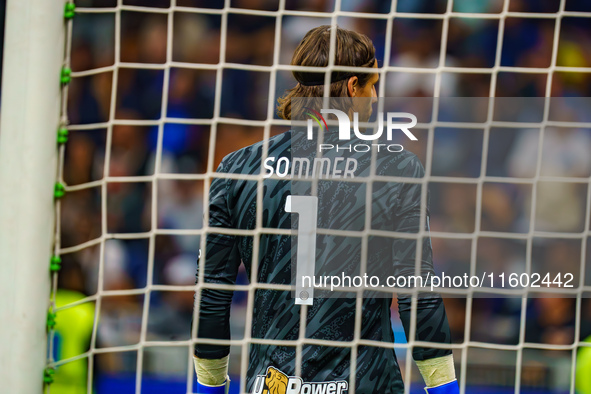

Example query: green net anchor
[60,67,71,84]
[64,2,75,19]
[47,310,57,330]
[43,367,55,385]
[57,127,68,144]
[54,183,65,199]
[50,255,61,272]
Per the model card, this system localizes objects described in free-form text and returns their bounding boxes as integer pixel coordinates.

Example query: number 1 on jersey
[285,195,318,305]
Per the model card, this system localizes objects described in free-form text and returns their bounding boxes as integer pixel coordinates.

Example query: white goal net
[44,0,591,393]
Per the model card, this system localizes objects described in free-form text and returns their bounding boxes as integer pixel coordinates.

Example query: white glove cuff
[415,354,456,388]
[194,355,230,386]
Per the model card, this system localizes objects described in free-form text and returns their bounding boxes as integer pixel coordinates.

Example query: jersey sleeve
[194,159,242,359]
[392,154,452,361]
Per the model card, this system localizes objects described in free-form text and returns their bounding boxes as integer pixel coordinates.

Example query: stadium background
[11,0,590,392]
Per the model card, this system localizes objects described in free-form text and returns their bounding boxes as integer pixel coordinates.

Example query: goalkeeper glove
[194,355,230,394]
[425,380,459,394]
[196,379,230,394]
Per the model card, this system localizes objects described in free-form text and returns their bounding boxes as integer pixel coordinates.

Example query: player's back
[206,129,430,393]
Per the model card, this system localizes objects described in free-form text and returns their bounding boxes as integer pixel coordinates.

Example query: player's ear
[347,76,358,97]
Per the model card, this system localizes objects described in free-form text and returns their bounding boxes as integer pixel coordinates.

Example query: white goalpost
[1,0,590,393]
[0,0,65,392]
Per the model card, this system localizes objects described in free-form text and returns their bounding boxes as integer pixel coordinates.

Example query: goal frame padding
[0,0,65,391]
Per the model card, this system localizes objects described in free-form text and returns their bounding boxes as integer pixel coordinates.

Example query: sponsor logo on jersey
[252,366,348,394]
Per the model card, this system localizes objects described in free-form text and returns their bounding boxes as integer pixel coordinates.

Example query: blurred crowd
[55,0,591,391]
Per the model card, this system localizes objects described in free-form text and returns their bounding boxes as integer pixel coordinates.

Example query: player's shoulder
[378,149,426,179]
[218,130,292,174]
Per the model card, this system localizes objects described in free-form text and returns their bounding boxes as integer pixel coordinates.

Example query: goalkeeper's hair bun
[277,25,376,120]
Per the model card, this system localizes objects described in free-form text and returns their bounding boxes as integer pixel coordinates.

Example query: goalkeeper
[193,25,458,394]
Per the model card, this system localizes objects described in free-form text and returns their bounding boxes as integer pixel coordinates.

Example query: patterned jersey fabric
[194,130,452,394]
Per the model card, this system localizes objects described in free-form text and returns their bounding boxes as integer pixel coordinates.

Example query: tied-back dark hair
[277,25,376,120]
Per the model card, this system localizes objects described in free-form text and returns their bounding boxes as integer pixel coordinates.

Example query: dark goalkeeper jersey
[194,130,452,394]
